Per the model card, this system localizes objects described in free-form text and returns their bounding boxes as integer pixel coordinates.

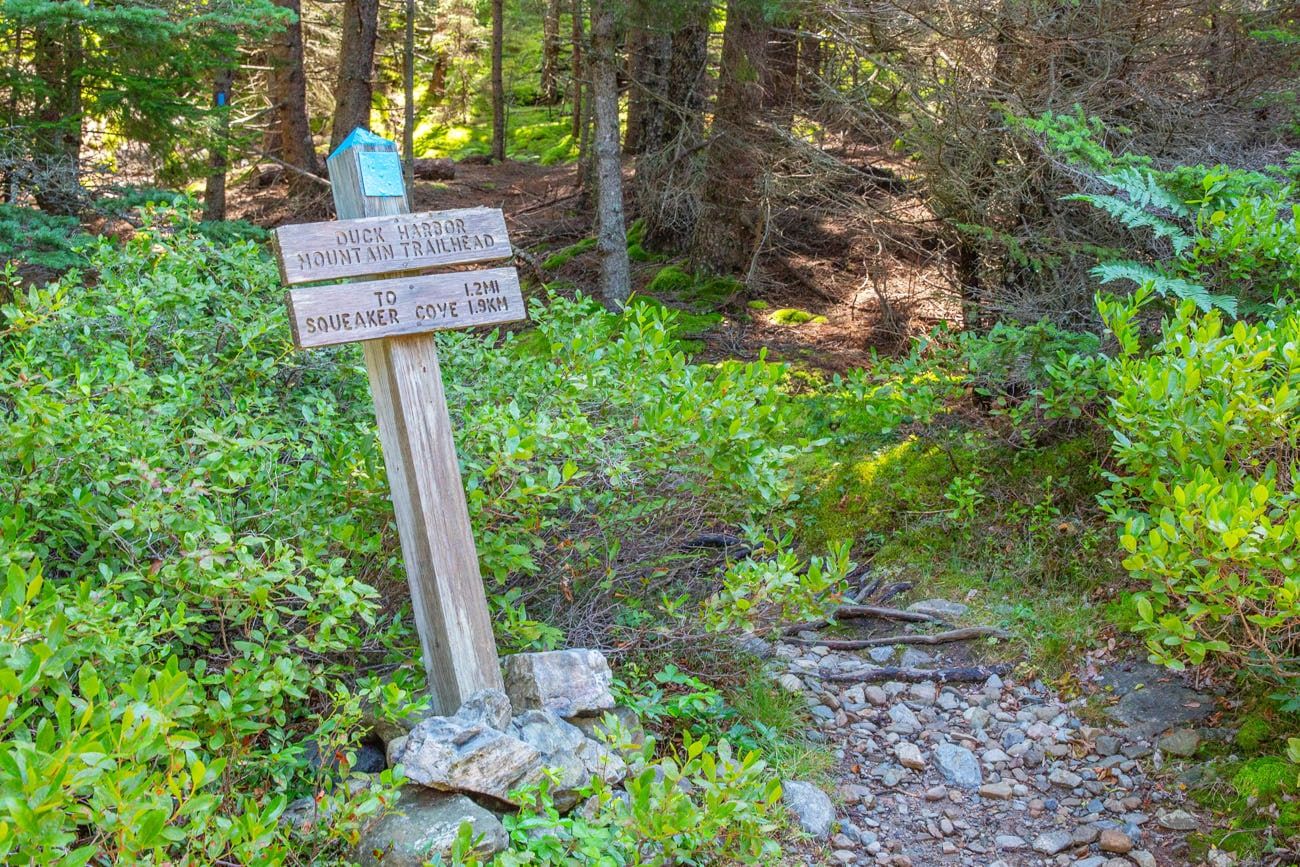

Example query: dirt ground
[231,154,960,372]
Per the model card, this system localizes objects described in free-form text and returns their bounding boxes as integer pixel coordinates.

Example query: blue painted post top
[328,126,395,160]
[329,127,404,198]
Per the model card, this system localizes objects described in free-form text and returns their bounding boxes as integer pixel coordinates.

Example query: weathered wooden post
[273,128,525,713]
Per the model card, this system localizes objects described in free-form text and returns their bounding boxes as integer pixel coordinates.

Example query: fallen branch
[819,663,1013,684]
[785,626,1007,649]
[783,604,946,635]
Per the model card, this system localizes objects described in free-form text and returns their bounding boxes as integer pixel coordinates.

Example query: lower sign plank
[286,266,526,348]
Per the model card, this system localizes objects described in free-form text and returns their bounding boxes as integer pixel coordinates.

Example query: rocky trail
[769,598,1226,867]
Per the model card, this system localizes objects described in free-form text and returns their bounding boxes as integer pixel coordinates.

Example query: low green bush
[0,205,804,862]
[1102,292,1300,694]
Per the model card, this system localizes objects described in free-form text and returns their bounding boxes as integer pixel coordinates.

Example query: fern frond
[1067,192,1193,254]
[1099,167,1194,219]
[1091,260,1237,315]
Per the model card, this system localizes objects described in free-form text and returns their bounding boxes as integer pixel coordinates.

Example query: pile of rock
[774,630,1213,866]
[284,649,641,866]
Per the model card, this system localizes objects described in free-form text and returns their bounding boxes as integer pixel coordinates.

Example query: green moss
[747,300,770,310]
[1237,716,1273,752]
[542,236,596,270]
[771,308,828,326]
[646,265,696,296]
[628,242,658,262]
[1232,757,1297,799]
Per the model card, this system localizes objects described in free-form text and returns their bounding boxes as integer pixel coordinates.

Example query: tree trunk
[570,0,584,140]
[403,0,415,189]
[268,0,320,199]
[637,4,709,251]
[490,0,506,162]
[623,25,670,155]
[541,0,562,104]
[330,0,381,151]
[690,0,768,275]
[590,0,630,307]
[203,68,235,222]
[32,17,83,214]
[763,22,798,128]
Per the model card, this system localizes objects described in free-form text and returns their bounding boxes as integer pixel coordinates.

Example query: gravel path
[772,600,1220,866]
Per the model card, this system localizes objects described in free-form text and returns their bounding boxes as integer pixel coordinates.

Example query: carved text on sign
[274,207,512,285]
[285,266,525,348]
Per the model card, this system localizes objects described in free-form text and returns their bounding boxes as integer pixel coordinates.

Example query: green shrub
[0,205,803,862]
[0,204,91,274]
[472,733,784,865]
[1102,293,1300,692]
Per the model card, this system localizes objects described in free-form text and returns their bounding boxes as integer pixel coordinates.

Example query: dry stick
[819,664,1013,684]
[783,604,946,635]
[784,626,1008,650]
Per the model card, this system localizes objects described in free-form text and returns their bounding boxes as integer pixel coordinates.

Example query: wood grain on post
[327,128,504,712]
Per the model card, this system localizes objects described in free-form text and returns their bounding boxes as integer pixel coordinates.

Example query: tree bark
[403,0,415,189]
[590,0,630,307]
[541,0,562,104]
[203,67,235,222]
[32,17,84,214]
[690,0,769,275]
[490,0,506,162]
[268,0,320,200]
[636,5,708,251]
[570,0,584,140]
[763,22,799,128]
[623,25,670,155]
[330,0,380,151]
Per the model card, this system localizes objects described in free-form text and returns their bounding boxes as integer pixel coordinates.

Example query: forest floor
[227,159,1246,866]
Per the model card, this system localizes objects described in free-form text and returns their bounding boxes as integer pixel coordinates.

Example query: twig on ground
[818,663,1013,684]
[784,626,1008,649]
[783,604,946,635]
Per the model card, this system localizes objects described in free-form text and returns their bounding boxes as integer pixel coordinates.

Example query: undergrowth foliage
[0,207,808,863]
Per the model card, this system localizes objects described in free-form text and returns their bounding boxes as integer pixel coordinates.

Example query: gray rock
[899,648,933,667]
[356,787,507,866]
[869,646,896,663]
[1094,734,1121,756]
[456,689,514,730]
[1049,768,1083,788]
[782,779,835,838]
[979,781,1012,799]
[509,709,626,809]
[1099,828,1133,853]
[865,686,888,706]
[933,743,983,789]
[888,703,921,731]
[1032,829,1073,855]
[389,712,541,805]
[995,834,1027,851]
[1157,808,1197,830]
[778,673,804,693]
[503,649,615,718]
[907,598,969,619]
[896,742,926,770]
[1072,858,1106,867]
[1099,661,1213,732]
[1157,728,1201,757]
[1131,851,1157,867]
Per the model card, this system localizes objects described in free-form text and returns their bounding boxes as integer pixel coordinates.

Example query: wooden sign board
[273,128,521,713]
[286,266,524,348]
[273,207,512,285]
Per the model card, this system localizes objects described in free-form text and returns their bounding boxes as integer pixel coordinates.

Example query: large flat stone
[503,649,615,717]
[356,787,506,866]
[389,713,540,805]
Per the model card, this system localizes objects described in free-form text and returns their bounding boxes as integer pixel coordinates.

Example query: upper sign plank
[286,266,526,348]
[274,206,512,285]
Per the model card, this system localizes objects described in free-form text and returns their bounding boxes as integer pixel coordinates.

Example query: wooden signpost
[273,127,524,713]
